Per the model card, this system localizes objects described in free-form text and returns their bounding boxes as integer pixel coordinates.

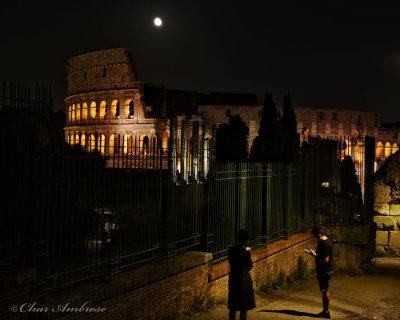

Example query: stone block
[374,181,392,211]
[374,216,400,231]
[332,243,363,274]
[374,203,390,215]
[328,222,376,246]
[389,204,400,216]
[376,230,389,246]
[389,231,400,248]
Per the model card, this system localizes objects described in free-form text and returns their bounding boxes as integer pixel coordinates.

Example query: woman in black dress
[228,230,256,320]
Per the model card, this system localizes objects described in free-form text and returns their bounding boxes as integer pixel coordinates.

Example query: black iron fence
[0,84,374,295]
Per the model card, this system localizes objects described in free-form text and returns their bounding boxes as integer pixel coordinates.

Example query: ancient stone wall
[374,151,400,255]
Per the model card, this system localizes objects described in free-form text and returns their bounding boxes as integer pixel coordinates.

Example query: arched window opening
[126,135,133,155]
[393,143,399,155]
[71,104,76,122]
[111,100,118,119]
[162,132,168,154]
[90,134,96,152]
[385,142,392,158]
[128,101,135,119]
[75,133,79,145]
[90,102,97,119]
[76,104,81,121]
[99,134,106,155]
[115,102,120,119]
[81,134,86,149]
[100,101,106,120]
[68,105,72,122]
[376,142,384,159]
[71,134,75,145]
[109,134,120,155]
[341,139,351,159]
[109,135,115,155]
[82,103,88,120]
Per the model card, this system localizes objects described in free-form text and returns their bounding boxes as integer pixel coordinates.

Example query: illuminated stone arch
[129,101,135,119]
[75,132,79,145]
[68,105,72,122]
[109,134,120,155]
[65,132,69,144]
[124,99,134,119]
[71,104,76,122]
[99,134,106,155]
[385,142,392,158]
[76,104,81,121]
[81,134,86,149]
[82,102,88,120]
[70,133,75,145]
[162,131,169,154]
[341,139,352,159]
[393,143,399,154]
[90,101,97,119]
[376,142,383,159]
[99,101,107,120]
[123,135,132,155]
[89,134,96,152]
[111,100,120,119]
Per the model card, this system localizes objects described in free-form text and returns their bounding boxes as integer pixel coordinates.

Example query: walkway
[184,258,400,320]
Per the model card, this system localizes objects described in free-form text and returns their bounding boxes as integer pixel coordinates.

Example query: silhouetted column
[169,118,178,182]
[202,122,209,179]
[192,121,199,181]
[181,119,189,182]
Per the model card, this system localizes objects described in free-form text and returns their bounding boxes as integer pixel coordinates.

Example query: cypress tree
[216,114,249,162]
[249,93,280,162]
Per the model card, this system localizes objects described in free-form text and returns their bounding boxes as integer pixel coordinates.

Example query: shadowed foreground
[184,258,400,320]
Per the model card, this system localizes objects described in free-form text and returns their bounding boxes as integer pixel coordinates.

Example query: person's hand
[308,248,316,257]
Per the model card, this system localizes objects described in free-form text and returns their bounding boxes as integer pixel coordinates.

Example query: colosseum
[64,48,400,175]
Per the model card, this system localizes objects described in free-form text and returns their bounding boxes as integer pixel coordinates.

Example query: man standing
[307,227,333,319]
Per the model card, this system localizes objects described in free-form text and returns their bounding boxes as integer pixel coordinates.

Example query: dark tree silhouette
[216,114,249,162]
[249,94,281,162]
[281,93,300,162]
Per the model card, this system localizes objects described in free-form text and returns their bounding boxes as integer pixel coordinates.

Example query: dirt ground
[184,257,400,320]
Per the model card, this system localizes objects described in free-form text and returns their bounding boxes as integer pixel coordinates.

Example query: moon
[154,17,162,27]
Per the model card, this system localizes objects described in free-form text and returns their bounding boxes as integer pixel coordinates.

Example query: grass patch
[272,270,286,288]
[295,255,309,280]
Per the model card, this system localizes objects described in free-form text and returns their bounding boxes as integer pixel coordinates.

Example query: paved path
[184,258,400,320]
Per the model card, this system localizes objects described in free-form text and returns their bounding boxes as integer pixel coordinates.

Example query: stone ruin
[374,150,400,256]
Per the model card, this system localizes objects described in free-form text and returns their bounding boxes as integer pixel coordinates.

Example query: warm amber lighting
[100,134,105,155]
[81,134,86,149]
[82,103,88,120]
[90,102,96,119]
[100,101,106,119]
[68,105,72,122]
[393,143,399,154]
[76,104,81,121]
[72,104,76,122]
[111,100,118,119]
[90,134,96,152]
[353,143,363,164]
[385,142,392,158]
[109,134,115,155]
[124,99,132,119]
[376,142,383,159]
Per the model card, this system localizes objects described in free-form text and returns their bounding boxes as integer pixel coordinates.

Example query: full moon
[154,17,162,27]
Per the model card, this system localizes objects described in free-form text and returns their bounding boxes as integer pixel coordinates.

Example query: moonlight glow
[154,17,162,27]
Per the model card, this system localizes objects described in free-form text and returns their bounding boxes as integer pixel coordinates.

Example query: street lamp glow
[154,17,162,27]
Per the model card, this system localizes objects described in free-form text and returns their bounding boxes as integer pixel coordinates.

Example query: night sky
[1,1,400,122]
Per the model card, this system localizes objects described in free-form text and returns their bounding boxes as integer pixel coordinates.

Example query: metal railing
[0,83,375,295]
